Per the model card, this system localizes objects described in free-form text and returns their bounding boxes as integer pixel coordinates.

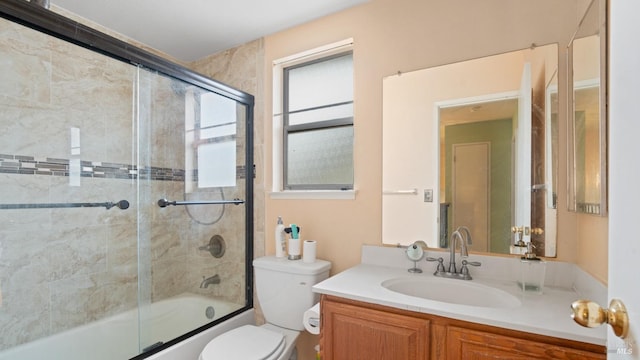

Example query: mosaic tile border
[0,154,248,181]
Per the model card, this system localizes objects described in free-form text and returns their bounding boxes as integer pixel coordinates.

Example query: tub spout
[200,274,221,288]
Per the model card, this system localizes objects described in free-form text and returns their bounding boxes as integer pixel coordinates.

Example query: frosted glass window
[287,126,353,187]
[287,53,353,125]
[283,51,354,190]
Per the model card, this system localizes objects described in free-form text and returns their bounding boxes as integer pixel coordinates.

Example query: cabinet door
[447,326,605,360]
[322,299,430,360]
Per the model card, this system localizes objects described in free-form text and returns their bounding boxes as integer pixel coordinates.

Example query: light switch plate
[424,189,433,202]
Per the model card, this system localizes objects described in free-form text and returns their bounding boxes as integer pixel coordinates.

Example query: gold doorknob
[571,299,629,338]
[531,228,544,235]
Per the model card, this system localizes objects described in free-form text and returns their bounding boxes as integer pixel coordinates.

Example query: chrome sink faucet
[200,274,221,288]
[427,226,480,280]
[448,227,469,273]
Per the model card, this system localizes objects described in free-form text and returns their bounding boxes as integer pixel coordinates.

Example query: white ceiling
[51,0,369,62]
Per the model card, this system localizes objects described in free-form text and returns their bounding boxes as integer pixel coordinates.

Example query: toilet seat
[199,325,285,360]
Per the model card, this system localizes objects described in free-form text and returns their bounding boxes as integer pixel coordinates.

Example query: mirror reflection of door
[381,43,559,257]
[452,142,490,252]
[441,99,514,253]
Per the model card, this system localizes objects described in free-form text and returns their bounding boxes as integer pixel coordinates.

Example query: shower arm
[0,200,130,210]
[157,198,244,207]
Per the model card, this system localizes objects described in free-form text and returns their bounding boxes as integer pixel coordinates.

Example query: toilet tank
[253,256,331,331]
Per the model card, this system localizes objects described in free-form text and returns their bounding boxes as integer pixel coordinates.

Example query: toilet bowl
[198,256,331,360]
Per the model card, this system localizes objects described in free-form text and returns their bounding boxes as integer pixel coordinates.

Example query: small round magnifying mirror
[406,242,425,273]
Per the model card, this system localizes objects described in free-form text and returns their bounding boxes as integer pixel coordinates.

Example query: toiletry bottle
[275,216,286,258]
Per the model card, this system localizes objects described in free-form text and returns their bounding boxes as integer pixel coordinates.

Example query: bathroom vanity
[313,246,607,359]
[320,296,604,359]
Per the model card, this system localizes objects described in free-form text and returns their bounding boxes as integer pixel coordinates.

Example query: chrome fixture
[459,259,481,279]
[448,226,470,273]
[0,200,129,210]
[205,306,216,320]
[426,226,480,280]
[200,274,221,288]
[199,235,226,258]
[157,198,244,207]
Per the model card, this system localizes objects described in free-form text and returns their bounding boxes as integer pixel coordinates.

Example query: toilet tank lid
[253,256,331,275]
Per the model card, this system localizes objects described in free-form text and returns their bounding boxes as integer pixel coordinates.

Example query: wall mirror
[568,0,607,216]
[382,43,558,257]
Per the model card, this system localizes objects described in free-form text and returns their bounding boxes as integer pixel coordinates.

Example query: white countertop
[313,246,607,346]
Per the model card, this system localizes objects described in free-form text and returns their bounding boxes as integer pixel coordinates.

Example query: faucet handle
[460,259,481,279]
[426,257,446,273]
[461,260,481,267]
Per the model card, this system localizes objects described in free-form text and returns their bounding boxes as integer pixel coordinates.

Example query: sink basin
[381,276,521,308]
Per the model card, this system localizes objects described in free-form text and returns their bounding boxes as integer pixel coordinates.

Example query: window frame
[280,47,355,191]
[271,39,356,199]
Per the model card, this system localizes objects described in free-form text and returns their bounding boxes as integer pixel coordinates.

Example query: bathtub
[0,293,254,360]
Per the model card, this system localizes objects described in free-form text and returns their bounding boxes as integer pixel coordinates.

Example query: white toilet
[199,256,331,360]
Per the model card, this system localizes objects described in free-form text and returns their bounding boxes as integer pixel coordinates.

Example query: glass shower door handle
[157,198,244,207]
[0,200,130,210]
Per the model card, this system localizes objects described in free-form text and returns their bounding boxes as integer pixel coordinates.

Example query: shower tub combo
[0,1,254,359]
[0,294,249,360]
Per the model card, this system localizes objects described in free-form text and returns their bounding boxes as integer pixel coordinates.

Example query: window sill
[269,190,357,200]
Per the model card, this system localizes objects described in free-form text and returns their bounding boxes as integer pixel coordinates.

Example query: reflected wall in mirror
[382,43,558,257]
[569,0,607,216]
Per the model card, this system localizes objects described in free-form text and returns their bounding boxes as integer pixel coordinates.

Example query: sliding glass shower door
[0,3,253,359]
[135,68,250,355]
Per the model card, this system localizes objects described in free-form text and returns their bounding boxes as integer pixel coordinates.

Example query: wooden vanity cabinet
[320,296,430,360]
[320,295,606,360]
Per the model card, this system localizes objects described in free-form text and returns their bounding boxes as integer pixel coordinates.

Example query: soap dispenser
[518,242,546,294]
